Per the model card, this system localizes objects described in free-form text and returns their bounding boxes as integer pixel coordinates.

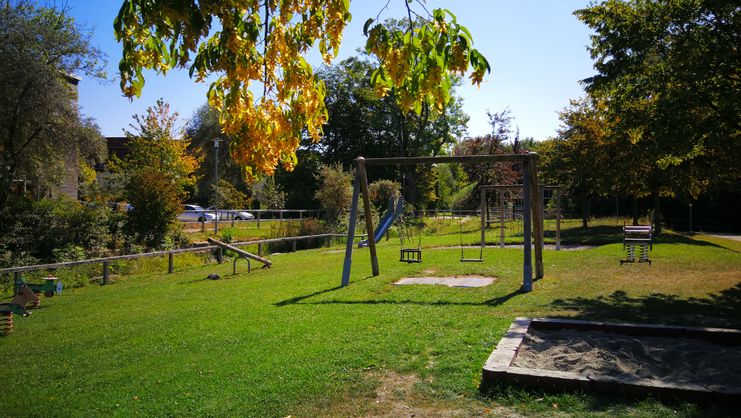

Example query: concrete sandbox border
[481,317,741,403]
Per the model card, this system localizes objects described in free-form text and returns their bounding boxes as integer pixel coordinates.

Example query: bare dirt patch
[395,275,496,288]
[313,370,523,418]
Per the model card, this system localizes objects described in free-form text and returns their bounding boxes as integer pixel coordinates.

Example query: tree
[115,99,200,191]
[538,98,617,227]
[211,179,250,209]
[316,56,470,206]
[575,0,741,231]
[453,110,523,210]
[0,2,106,206]
[115,99,200,247]
[186,103,251,203]
[114,1,489,181]
[125,167,182,248]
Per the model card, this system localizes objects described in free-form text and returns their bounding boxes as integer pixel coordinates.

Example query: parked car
[205,207,255,221]
[109,202,134,212]
[178,204,217,222]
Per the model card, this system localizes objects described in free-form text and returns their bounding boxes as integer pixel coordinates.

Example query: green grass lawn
[2,221,739,417]
[183,219,281,242]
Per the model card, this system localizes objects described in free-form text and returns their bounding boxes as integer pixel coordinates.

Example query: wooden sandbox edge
[481,317,741,403]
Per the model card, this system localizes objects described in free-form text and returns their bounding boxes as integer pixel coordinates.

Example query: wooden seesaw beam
[207,238,272,268]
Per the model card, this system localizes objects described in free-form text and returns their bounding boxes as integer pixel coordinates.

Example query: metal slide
[358,196,404,248]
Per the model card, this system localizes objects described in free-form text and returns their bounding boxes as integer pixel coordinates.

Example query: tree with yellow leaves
[114,0,489,181]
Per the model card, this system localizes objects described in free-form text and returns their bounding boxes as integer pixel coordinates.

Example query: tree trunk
[581,195,591,228]
[0,161,18,208]
[651,186,662,234]
[632,195,639,226]
[403,167,417,206]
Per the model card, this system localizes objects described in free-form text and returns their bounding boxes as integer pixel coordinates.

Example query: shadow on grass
[549,284,741,328]
[559,225,736,250]
[276,285,528,308]
[273,275,377,307]
[479,382,734,418]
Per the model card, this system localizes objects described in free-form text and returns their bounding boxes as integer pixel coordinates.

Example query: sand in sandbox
[512,328,741,388]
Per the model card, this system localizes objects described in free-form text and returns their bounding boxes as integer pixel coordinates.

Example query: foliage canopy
[0,2,106,206]
[114,0,489,181]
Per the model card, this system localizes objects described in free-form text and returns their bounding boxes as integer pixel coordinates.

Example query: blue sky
[66,0,595,140]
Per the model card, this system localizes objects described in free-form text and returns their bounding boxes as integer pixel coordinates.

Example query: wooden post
[357,157,379,276]
[556,190,561,251]
[216,247,223,264]
[168,253,174,273]
[258,243,262,256]
[292,239,297,252]
[529,155,544,279]
[102,261,109,285]
[257,211,261,229]
[201,218,205,232]
[499,190,505,248]
[231,212,235,227]
[522,161,533,292]
[341,170,361,287]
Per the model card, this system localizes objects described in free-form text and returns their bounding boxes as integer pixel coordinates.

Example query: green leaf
[458,25,473,43]
[363,18,374,35]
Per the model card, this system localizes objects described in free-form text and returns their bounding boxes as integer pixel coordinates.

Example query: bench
[621,225,653,265]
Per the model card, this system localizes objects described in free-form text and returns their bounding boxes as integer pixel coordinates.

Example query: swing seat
[400,248,422,263]
[398,217,422,263]
[460,257,483,263]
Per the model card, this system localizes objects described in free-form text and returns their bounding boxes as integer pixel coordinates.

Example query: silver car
[178,204,217,222]
[206,207,255,220]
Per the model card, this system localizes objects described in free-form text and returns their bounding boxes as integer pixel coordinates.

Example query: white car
[178,204,217,222]
[206,207,255,221]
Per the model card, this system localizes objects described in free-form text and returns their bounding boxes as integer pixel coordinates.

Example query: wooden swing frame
[340,153,545,292]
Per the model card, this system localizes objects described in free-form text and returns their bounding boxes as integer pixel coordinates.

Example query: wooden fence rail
[0,234,357,282]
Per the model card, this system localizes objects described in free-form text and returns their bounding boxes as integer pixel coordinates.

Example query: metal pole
[168,253,174,273]
[213,138,221,234]
[499,190,505,248]
[341,170,361,287]
[556,190,561,251]
[102,261,109,285]
[480,187,486,250]
[529,157,544,279]
[522,161,533,292]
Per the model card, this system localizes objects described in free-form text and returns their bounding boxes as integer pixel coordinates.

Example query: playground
[1,219,739,417]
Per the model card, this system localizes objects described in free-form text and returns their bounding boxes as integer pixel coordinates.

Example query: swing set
[340,154,547,292]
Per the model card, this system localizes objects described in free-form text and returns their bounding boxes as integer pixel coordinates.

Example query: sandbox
[482,318,741,402]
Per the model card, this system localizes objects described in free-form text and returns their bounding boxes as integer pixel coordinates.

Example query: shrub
[253,176,286,209]
[314,163,353,225]
[52,245,86,262]
[368,179,400,212]
[297,217,330,249]
[0,196,113,262]
[125,167,182,249]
